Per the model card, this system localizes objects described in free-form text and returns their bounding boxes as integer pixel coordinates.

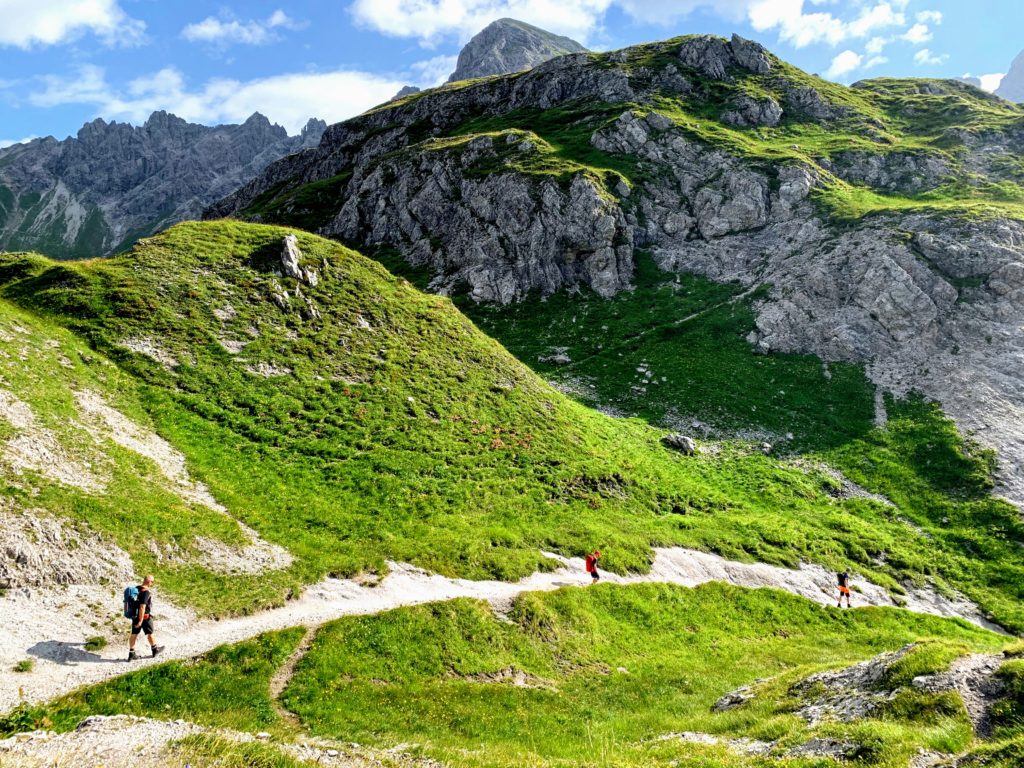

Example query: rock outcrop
[995,49,1024,102]
[0,112,326,258]
[208,35,1024,507]
[448,18,587,83]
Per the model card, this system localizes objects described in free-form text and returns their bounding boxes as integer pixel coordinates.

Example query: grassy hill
[0,220,1021,630]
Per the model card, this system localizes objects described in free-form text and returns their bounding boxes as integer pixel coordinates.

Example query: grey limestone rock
[448,18,587,83]
[729,34,773,74]
[662,434,697,456]
[996,49,1024,101]
[281,234,303,279]
[721,94,783,127]
[712,684,754,711]
[786,739,859,760]
[677,35,735,79]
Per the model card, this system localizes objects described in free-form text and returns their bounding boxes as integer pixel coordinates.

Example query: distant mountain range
[0,112,325,258]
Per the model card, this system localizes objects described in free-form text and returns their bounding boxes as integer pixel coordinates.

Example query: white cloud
[182,9,304,46]
[864,55,888,69]
[410,54,460,86]
[846,3,904,37]
[901,23,931,43]
[825,49,862,79]
[349,0,614,45]
[31,64,112,108]
[963,72,1005,92]
[346,0,926,56]
[865,36,888,55]
[616,0,752,24]
[913,48,947,66]
[916,10,942,24]
[0,136,37,149]
[29,65,407,134]
[0,0,145,48]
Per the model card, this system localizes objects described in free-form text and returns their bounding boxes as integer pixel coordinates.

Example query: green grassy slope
[0,220,1022,629]
[459,253,1024,628]
[5,584,1016,767]
[0,289,286,613]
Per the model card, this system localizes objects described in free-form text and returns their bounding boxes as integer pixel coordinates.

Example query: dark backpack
[123,585,139,620]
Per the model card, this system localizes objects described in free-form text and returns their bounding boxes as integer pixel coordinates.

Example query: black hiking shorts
[131,618,154,636]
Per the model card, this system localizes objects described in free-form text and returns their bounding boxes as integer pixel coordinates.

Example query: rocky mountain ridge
[208,33,1024,509]
[0,112,326,258]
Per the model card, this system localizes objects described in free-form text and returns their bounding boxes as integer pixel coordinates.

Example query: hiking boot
[151,645,164,658]
[127,650,139,661]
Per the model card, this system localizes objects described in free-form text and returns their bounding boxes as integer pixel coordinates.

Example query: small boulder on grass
[661,433,696,455]
[13,659,33,673]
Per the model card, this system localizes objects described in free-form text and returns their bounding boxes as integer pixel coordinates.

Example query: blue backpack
[122,585,139,620]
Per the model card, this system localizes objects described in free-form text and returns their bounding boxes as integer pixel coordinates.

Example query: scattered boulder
[661,433,697,455]
[539,348,572,365]
[786,738,859,760]
[782,85,845,122]
[280,235,320,288]
[729,34,772,74]
[281,235,303,280]
[721,94,783,128]
[678,35,735,79]
[712,684,754,711]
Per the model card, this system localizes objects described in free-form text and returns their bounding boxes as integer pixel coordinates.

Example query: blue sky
[0,0,1019,146]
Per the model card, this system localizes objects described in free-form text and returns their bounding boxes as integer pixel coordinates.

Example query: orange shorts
[839,586,851,595]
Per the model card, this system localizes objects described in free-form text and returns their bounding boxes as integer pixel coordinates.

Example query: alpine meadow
[2,8,1024,768]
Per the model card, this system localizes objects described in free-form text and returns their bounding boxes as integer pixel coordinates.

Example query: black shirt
[837,572,849,587]
[136,587,153,618]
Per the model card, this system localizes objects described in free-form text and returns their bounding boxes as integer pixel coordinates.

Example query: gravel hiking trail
[0,548,1007,714]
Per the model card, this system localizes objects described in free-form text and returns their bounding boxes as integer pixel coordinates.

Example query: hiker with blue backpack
[124,575,164,661]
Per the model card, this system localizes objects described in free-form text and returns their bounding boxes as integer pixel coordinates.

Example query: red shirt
[585,555,598,573]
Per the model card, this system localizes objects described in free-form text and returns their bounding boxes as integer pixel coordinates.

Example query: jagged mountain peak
[447,16,588,82]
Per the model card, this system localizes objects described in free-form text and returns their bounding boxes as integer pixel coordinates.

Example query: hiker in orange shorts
[837,570,852,608]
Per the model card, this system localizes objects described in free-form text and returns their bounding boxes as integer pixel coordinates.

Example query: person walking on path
[837,570,852,608]
[585,550,602,584]
[128,575,164,661]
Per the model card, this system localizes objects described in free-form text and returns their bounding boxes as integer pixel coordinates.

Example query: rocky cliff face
[0,112,326,258]
[995,49,1024,102]
[209,34,1024,507]
[448,17,587,82]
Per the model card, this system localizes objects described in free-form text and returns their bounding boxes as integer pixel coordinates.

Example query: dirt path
[269,626,318,729]
[0,714,432,768]
[0,547,1007,715]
